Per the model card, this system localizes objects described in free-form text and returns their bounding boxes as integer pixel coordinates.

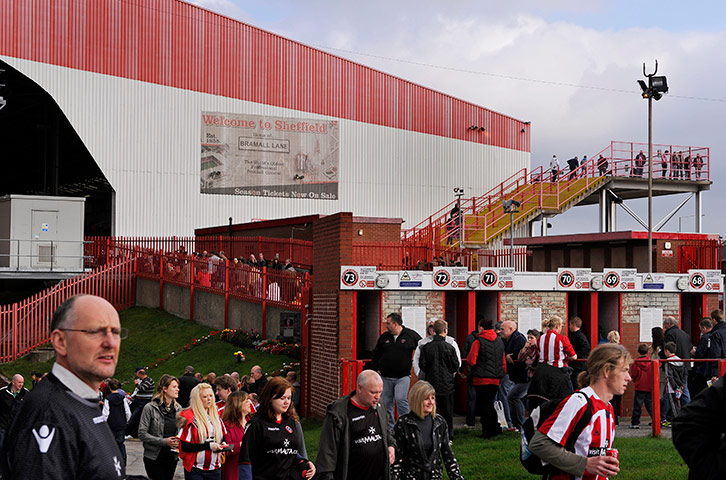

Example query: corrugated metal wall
[0,0,531,236]
[0,0,530,151]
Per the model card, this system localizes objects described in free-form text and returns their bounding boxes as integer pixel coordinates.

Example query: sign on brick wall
[556,268,591,291]
[432,267,469,289]
[340,266,377,289]
[479,267,515,290]
[602,268,637,290]
[687,269,723,292]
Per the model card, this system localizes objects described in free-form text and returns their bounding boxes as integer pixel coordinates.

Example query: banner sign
[340,266,377,289]
[602,268,637,290]
[556,268,591,291]
[479,267,515,290]
[687,269,723,292]
[201,111,339,199]
[432,267,469,289]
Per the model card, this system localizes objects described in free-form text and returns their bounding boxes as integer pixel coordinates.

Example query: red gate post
[261,266,268,338]
[12,303,18,362]
[300,282,311,416]
[224,260,230,329]
[159,255,164,311]
[651,359,661,437]
[719,359,726,378]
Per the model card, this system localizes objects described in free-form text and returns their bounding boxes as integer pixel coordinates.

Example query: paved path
[123,414,669,478]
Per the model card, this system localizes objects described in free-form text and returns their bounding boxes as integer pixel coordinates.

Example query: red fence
[0,257,136,363]
[85,236,314,271]
[679,240,722,272]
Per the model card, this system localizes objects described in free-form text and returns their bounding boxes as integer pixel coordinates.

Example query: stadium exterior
[0,0,530,237]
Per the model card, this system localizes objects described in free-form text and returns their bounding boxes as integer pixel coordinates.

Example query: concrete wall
[135,277,290,338]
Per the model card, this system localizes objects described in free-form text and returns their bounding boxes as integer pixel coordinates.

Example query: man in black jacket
[673,376,726,479]
[461,321,484,428]
[1,294,127,480]
[371,312,422,429]
[662,316,693,405]
[316,370,395,480]
[466,318,506,439]
[706,309,726,383]
[0,374,28,451]
[178,365,200,408]
[419,320,460,438]
[568,316,591,388]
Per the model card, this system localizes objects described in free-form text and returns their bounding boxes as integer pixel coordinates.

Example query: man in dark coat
[419,320,460,437]
[461,321,484,428]
[673,376,726,479]
[662,316,693,405]
[178,365,200,408]
[316,370,395,480]
[568,316,591,388]
[0,374,28,450]
[498,320,526,431]
[466,318,506,439]
[706,309,726,383]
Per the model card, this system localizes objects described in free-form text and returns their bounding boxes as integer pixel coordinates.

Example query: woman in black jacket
[391,381,464,480]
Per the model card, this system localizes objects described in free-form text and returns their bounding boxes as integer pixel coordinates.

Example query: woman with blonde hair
[239,376,315,480]
[530,343,632,479]
[220,391,252,480]
[138,374,183,480]
[391,381,463,480]
[178,383,229,479]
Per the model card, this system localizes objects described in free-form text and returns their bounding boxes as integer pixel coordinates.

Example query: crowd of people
[548,149,708,182]
[134,248,304,305]
[1,295,725,479]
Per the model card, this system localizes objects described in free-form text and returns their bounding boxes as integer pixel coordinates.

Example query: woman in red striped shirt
[179,383,229,479]
[530,343,633,480]
[539,316,577,369]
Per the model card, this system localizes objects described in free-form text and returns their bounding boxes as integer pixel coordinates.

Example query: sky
[190,0,725,237]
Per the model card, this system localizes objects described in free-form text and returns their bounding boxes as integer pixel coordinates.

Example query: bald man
[1,294,127,479]
[0,374,29,450]
[316,370,395,480]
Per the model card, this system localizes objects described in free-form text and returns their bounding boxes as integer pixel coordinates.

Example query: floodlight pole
[643,62,657,275]
[510,209,515,269]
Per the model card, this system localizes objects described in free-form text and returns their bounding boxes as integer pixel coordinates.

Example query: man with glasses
[1,294,129,479]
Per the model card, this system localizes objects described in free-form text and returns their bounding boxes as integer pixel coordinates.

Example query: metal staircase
[402,141,711,249]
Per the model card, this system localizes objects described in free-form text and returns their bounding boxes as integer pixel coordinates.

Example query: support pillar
[695,190,702,233]
[541,216,549,236]
[599,189,607,233]
[608,195,617,232]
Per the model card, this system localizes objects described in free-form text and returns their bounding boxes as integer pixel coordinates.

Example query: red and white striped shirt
[539,330,576,368]
[179,410,228,472]
[538,386,615,480]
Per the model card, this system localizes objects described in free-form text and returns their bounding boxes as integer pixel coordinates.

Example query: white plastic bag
[494,400,508,429]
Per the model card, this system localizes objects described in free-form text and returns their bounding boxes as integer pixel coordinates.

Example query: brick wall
[381,291,445,331]
[352,219,402,244]
[499,291,567,322]
[309,213,353,417]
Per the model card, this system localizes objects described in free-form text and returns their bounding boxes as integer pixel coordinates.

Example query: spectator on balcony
[447,204,461,245]
[567,156,579,180]
[693,153,704,179]
[661,150,670,178]
[579,155,588,178]
[247,253,257,266]
[683,153,691,180]
[672,151,683,179]
[597,155,608,176]
[283,258,296,271]
[271,257,283,270]
[633,150,646,177]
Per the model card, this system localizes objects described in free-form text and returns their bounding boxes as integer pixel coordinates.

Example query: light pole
[453,187,464,246]
[503,199,521,269]
[638,61,668,274]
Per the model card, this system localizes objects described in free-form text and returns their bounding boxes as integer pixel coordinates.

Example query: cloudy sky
[191,0,725,236]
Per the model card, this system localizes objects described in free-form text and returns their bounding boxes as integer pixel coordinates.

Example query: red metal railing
[678,240,722,272]
[341,359,368,395]
[402,141,710,248]
[650,358,726,437]
[0,257,136,363]
[85,236,314,271]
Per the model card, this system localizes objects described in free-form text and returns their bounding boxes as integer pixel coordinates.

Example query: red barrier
[0,257,136,363]
[650,357,725,437]
[340,359,368,395]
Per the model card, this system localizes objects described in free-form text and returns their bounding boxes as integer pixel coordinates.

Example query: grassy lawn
[300,420,687,479]
[0,306,297,388]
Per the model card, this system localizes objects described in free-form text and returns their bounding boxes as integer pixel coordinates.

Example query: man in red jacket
[629,344,654,429]
[466,318,506,439]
